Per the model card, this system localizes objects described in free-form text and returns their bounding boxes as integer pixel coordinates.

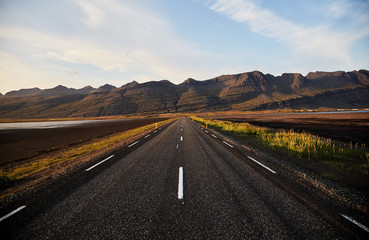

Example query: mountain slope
[0,70,368,118]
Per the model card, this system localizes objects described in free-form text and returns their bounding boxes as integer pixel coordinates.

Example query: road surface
[1,118,368,239]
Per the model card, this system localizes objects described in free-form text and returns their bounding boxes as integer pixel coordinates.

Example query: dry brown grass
[0,118,175,199]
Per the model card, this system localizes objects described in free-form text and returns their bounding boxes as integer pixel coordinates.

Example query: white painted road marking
[178,167,184,199]
[211,134,217,139]
[341,214,369,233]
[176,144,179,149]
[128,141,139,148]
[153,130,157,133]
[205,130,209,133]
[0,206,26,222]
[85,155,115,171]
[181,136,183,141]
[247,156,277,174]
[144,134,151,138]
[222,141,234,148]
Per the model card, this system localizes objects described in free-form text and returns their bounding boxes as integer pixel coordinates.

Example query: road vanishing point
[1,118,368,239]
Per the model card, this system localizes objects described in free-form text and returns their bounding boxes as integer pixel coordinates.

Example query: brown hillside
[0,70,368,118]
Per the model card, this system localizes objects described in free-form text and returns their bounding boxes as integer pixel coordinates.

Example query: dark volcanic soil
[214,112,369,146]
[0,118,168,166]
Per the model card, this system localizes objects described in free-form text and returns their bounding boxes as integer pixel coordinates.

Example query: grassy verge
[0,118,175,193]
[191,116,369,175]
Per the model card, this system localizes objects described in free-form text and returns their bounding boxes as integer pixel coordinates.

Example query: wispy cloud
[0,0,213,85]
[208,0,369,63]
[0,24,131,73]
[328,0,347,19]
[76,0,105,28]
[0,51,57,90]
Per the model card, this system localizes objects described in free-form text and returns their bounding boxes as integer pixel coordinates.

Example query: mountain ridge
[1,70,368,118]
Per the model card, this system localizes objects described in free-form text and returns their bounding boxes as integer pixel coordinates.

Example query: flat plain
[212,111,369,146]
[0,117,168,167]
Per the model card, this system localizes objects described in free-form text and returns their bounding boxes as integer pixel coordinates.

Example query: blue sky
[1,0,368,94]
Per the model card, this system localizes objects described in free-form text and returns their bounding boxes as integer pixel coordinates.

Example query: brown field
[0,117,168,166]
[211,112,369,146]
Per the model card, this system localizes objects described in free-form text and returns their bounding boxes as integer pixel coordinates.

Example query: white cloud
[76,0,105,28]
[0,24,132,73]
[0,51,57,93]
[209,0,368,63]
[329,1,347,19]
[0,0,216,82]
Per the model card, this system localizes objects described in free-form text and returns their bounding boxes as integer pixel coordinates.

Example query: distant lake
[267,110,369,116]
[0,119,129,130]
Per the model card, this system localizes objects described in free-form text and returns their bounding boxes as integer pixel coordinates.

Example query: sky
[0,0,369,94]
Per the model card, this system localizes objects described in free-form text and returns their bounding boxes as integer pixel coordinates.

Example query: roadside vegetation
[0,118,174,193]
[191,116,369,176]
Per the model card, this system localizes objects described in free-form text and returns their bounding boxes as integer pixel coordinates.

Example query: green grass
[191,116,369,175]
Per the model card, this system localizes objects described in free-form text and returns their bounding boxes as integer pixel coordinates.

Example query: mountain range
[1,70,368,118]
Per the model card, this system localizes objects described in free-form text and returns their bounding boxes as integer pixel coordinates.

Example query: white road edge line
[85,155,115,172]
[222,141,234,148]
[128,141,139,148]
[211,134,217,139]
[144,134,151,138]
[0,206,26,222]
[247,156,277,174]
[341,214,369,233]
[178,167,184,199]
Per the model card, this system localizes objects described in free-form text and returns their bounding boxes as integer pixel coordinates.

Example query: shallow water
[0,119,127,130]
[268,110,369,115]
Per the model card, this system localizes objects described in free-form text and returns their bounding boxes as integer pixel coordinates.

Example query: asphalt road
[1,117,368,239]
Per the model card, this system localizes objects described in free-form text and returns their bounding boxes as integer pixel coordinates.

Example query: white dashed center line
[0,206,26,222]
[181,136,183,141]
[178,167,184,199]
[247,156,276,174]
[128,141,139,148]
[341,214,369,233]
[211,134,217,138]
[144,134,151,138]
[85,155,115,172]
[222,141,234,148]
